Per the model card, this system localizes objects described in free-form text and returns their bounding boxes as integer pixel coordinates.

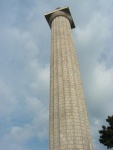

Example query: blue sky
[0,0,113,150]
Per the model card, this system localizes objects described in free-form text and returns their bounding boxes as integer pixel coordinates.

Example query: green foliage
[99,116,113,149]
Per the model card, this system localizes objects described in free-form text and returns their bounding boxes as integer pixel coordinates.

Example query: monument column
[45,7,93,150]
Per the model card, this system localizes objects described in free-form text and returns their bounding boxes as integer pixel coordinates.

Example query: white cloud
[91,65,112,94]
[0,77,18,117]
[29,63,50,101]
[26,96,48,139]
[4,125,33,143]
[2,96,48,147]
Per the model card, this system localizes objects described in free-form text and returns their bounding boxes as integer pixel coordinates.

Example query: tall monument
[45,6,93,150]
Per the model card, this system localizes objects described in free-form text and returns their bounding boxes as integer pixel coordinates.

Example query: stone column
[45,7,93,150]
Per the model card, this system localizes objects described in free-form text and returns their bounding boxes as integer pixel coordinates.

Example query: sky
[0,0,113,150]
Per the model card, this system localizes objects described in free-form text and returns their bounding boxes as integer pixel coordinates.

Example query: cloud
[0,96,48,150]
[4,125,33,143]
[0,77,18,118]
[25,96,49,139]
[0,22,49,150]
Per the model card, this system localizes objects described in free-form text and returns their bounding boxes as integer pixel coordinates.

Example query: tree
[99,115,113,149]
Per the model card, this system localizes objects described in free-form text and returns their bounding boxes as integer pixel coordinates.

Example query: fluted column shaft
[50,15,93,150]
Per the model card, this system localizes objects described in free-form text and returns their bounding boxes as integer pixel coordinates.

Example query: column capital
[45,6,75,29]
